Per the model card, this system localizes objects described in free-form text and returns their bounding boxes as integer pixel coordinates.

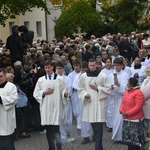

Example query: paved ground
[15,124,128,150]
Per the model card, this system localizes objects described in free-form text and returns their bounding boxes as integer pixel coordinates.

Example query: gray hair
[6,73,14,79]
[14,61,22,67]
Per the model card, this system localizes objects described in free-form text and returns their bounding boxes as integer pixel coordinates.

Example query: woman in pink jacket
[120,77,145,150]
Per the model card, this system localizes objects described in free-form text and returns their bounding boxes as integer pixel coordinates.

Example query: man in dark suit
[6,25,27,67]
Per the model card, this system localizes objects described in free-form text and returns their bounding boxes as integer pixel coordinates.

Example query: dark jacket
[6,33,27,65]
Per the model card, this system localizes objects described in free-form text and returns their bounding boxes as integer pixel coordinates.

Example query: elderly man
[0,68,18,150]
[78,58,111,150]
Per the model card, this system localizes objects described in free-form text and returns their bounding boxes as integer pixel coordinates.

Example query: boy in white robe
[0,68,18,150]
[55,61,74,142]
[78,58,111,150]
[101,57,114,132]
[108,58,129,141]
[33,60,69,150]
[68,59,82,134]
[75,61,93,144]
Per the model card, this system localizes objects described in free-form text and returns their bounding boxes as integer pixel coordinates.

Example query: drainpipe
[45,0,48,41]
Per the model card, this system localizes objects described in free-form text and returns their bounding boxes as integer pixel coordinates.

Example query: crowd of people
[0,25,150,150]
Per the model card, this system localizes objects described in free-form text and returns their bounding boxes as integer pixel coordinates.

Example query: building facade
[0,2,61,44]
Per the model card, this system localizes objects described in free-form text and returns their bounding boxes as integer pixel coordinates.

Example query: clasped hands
[89,83,98,91]
[43,88,54,95]
[43,88,69,97]
[64,91,69,97]
[120,111,127,116]
[134,73,139,78]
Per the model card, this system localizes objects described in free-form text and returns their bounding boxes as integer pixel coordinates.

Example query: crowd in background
[0,29,150,150]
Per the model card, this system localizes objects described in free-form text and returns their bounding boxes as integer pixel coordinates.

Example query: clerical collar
[134,64,142,69]
[86,69,100,77]
[45,72,57,80]
[46,72,54,80]
[0,81,7,88]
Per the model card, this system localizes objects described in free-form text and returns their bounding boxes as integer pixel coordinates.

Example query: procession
[0,0,150,150]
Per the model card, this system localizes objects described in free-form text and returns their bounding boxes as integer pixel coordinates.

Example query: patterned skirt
[122,119,145,147]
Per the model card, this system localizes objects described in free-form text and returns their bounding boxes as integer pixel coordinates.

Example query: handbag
[16,89,28,108]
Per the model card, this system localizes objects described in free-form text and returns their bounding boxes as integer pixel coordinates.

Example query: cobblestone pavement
[15,124,128,150]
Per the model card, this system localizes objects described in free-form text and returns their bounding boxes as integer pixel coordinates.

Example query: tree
[50,0,98,10]
[50,0,62,5]
[100,0,150,33]
[54,1,105,40]
[0,0,49,26]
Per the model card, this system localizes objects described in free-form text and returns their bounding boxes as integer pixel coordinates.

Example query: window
[9,22,15,34]
[36,21,42,36]
[24,21,30,30]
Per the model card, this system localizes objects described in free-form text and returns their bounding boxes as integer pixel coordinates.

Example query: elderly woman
[6,73,14,83]
[52,47,61,62]
[141,64,150,150]
[120,77,145,150]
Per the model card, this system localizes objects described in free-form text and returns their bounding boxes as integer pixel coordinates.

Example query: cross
[72,26,87,37]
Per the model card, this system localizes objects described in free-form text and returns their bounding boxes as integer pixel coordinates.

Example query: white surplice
[59,74,73,139]
[33,74,69,125]
[73,73,93,138]
[78,72,111,123]
[68,70,81,129]
[0,82,18,136]
[130,65,146,85]
[108,70,129,141]
[101,68,114,128]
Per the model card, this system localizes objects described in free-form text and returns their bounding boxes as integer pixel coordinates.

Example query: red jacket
[119,88,144,120]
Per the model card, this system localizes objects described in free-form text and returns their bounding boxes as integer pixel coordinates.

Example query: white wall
[0,18,19,43]
[19,8,47,42]
[46,2,61,42]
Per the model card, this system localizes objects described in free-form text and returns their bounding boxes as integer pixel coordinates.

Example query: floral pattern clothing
[122,120,145,147]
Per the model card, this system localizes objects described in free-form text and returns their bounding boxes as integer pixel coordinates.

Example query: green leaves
[54,1,104,39]
[100,0,149,33]
[0,0,49,26]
